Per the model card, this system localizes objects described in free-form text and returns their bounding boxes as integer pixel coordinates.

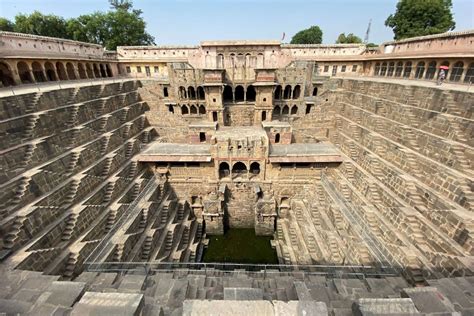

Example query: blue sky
[1,0,473,45]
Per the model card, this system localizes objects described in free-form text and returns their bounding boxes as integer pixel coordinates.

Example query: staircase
[61,213,78,241]
[23,114,40,139]
[103,182,116,203]
[4,216,26,250]
[67,151,81,174]
[63,252,79,278]
[101,156,114,177]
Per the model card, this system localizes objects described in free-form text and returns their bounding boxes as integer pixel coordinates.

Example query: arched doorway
[415,62,425,79]
[282,105,289,115]
[232,162,247,175]
[250,162,260,175]
[32,62,46,82]
[425,61,437,80]
[291,105,298,115]
[274,85,282,100]
[17,62,33,84]
[217,54,224,68]
[275,133,280,143]
[283,85,292,99]
[403,61,412,78]
[235,85,244,101]
[190,104,197,114]
[179,86,187,99]
[292,85,301,99]
[181,105,189,115]
[56,62,68,80]
[93,64,100,77]
[246,85,256,102]
[0,62,15,87]
[66,62,76,80]
[44,62,57,81]
[273,105,281,118]
[188,86,196,99]
[450,61,464,82]
[223,85,233,102]
[464,63,474,84]
[219,162,230,178]
[106,64,113,77]
[86,63,93,78]
[199,105,206,114]
[197,86,205,100]
[100,64,107,77]
[78,63,87,79]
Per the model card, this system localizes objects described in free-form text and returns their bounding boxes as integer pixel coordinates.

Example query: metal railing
[85,261,399,279]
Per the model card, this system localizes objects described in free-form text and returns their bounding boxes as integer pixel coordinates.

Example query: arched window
[464,63,474,84]
[188,86,196,99]
[273,105,281,117]
[387,62,395,76]
[85,63,93,78]
[219,162,230,178]
[235,85,244,102]
[292,85,301,99]
[450,61,464,82]
[223,85,233,101]
[257,53,264,68]
[403,62,412,78]
[77,63,87,79]
[246,85,256,102]
[181,105,189,115]
[93,64,100,78]
[312,87,318,96]
[380,62,388,76]
[425,61,437,80]
[415,62,425,79]
[274,85,282,100]
[199,105,206,114]
[275,133,280,143]
[0,62,15,87]
[282,105,289,115]
[197,86,205,100]
[217,54,224,68]
[283,85,292,99]
[232,162,247,174]
[190,104,197,114]
[32,62,46,82]
[250,162,260,175]
[374,62,381,76]
[179,86,187,99]
[44,62,57,81]
[17,61,33,83]
[291,105,298,115]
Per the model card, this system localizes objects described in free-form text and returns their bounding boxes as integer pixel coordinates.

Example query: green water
[203,228,278,264]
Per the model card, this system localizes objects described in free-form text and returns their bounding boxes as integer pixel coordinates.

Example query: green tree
[290,26,323,44]
[366,43,378,48]
[336,33,362,44]
[14,11,69,38]
[0,18,15,31]
[385,0,455,40]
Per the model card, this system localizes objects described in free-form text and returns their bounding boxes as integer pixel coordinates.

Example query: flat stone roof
[215,127,267,142]
[189,121,218,129]
[138,143,212,162]
[269,143,342,163]
[201,40,281,46]
[262,121,291,128]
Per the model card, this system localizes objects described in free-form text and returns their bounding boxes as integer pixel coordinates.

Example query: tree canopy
[0,0,155,50]
[290,26,323,44]
[385,0,455,40]
[335,33,362,44]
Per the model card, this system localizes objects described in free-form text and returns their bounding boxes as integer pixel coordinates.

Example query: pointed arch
[223,85,233,101]
[283,85,292,99]
[292,85,301,99]
[32,62,46,82]
[44,62,57,81]
[235,85,244,101]
[291,105,298,115]
[0,62,15,87]
[17,61,33,83]
[246,85,256,102]
[282,105,289,115]
[274,85,282,100]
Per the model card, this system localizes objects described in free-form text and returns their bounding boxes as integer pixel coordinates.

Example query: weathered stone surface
[71,292,144,316]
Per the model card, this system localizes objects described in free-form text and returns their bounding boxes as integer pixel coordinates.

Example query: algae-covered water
[203,228,278,264]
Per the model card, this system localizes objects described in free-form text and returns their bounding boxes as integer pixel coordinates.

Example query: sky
[1,0,473,45]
